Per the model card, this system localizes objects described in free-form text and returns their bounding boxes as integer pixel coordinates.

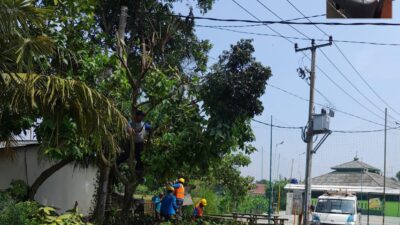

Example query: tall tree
[1,1,273,224]
[0,0,127,203]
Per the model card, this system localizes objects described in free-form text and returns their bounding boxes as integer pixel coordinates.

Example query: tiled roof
[331,158,380,172]
[249,184,266,195]
[0,140,38,149]
[312,171,400,189]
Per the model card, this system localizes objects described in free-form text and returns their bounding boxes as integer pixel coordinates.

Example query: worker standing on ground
[161,186,178,221]
[152,192,164,221]
[172,178,185,218]
[192,198,207,220]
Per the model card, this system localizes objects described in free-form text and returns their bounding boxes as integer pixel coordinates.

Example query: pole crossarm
[295,36,333,52]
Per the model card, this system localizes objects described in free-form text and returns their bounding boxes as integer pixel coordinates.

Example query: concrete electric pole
[268,115,273,217]
[295,37,332,225]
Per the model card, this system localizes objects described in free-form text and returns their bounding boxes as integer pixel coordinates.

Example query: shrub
[0,191,14,212]
[36,206,92,225]
[8,180,28,201]
[0,201,40,225]
[191,185,220,215]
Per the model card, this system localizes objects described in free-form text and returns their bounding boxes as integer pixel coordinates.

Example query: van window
[315,199,355,214]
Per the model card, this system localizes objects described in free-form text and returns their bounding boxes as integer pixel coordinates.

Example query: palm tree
[0,3,127,218]
[0,0,54,75]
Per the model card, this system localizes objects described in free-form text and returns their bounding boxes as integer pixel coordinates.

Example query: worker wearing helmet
[160,186,178,221]
[192,198,207,220]
[172,178,185,218]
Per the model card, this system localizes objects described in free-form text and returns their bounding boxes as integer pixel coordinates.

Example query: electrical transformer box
[312,114,330,134]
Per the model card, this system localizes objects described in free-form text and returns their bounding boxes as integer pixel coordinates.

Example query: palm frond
[0,0,54,74]
[1,73,128,155]
[0,0,51,35]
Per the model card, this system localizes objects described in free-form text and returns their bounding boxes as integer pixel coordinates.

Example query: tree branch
[29,157,73,199]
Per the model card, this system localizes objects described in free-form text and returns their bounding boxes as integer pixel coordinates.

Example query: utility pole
[295,37,332,225]
[268,115,273,217]
[383,108,387,225]
[261,147,264,180]
[290,158,294,179]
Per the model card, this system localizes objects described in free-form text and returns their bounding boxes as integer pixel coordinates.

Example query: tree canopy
[0,0,273,223]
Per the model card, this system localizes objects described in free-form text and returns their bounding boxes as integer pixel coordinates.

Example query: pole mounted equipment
[294,37,333,225]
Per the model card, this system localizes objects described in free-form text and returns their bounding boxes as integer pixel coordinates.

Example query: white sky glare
[175,0,400,181]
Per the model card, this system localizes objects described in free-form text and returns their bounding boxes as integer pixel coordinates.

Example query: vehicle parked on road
[311,191,360,225]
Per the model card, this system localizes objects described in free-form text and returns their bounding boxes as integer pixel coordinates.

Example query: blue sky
[175,0,400,181]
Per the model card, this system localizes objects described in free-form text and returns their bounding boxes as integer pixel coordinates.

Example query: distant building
[249,184,266,196]
[285,157,400,217]
[0,140,97,215]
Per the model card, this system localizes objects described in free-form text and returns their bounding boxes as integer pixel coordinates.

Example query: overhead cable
[251,0,393,124]
[285,0,400,119]
[172,14,400,26]
[196,25,400,47]
[252,118,400,133]
[268,83,385,127]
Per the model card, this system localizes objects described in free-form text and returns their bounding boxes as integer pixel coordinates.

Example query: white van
[311,192,360,225]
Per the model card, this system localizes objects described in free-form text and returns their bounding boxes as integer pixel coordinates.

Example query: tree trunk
[117,5,128,63]
[93,165,111,225]
[28,157,73,200]
[121,182,138,225]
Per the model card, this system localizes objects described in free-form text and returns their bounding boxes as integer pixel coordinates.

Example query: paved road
[279,213,400,225]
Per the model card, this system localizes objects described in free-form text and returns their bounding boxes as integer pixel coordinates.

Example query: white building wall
[0,146,98,215]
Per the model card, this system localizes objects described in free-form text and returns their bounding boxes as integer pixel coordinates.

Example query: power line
[196,25,400,47]
[255,0,311,39]
[316,61,390,123]
[319,49,398,122]
[252,118,400,133]
[196,25,307,40]
[285,0,330,36]
[268,83,385,127]
[230,0,395,125]
[252,118,301,129]
[283,13,327,22]
[173,14,400,26]
[252,0,393,124]
[334,43,400,116]
[333,128,399,133]
[199,14,326,28]
[284,0,400,122]
[303,79,335,108]
[231,0,294,44]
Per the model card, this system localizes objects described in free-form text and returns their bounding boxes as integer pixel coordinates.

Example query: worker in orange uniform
[172,178,185,218]
[192,198,207,220]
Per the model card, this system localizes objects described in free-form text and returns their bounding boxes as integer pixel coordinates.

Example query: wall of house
[0,146,98,215]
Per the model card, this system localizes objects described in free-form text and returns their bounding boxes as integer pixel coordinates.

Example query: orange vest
[174,184,185,199]
[195,205,204,217]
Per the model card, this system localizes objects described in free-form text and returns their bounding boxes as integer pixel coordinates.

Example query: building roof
[249,184,266,195]
[284,184,400,195]
[331,157,380,173]
[0,140,38,149]
[285,157,400,194]
[312,171,400,189]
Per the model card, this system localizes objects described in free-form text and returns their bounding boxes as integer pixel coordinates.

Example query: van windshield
[315,199,355,214]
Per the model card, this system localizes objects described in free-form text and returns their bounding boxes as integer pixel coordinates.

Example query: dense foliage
[0,0,273,224]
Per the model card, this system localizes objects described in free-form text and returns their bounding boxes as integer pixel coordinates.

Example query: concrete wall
[0,146,97,215]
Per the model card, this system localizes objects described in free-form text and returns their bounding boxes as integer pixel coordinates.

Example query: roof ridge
[364,172,382,187]
[331,159,379,171]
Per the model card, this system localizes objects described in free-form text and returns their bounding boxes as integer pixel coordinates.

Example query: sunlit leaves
[203,39,272,122]
[1,73,127,156]
[0,0,54,74]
